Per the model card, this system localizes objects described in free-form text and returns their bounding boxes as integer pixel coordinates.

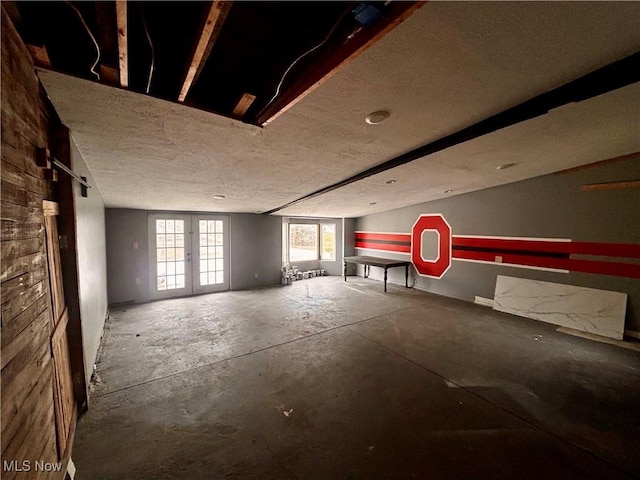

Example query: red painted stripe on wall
[452,237,570,254]
[452,250,640,278]
[452,236,640,258]
[354,230,639,278]
[356,232,411,243]
[355,241,411,253]
[566,259,640,278]
[570,242,640,258]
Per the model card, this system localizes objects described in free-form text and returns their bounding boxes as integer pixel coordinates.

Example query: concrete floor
[75,277,640,479]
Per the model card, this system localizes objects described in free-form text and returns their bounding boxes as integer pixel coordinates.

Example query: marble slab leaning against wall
[493,275,627,340]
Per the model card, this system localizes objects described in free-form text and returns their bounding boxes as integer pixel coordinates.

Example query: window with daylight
[198,220,225,286]
[155,219,186,291]
[288,223,336,262]
[289,224,319,261]
[321,223,336,260]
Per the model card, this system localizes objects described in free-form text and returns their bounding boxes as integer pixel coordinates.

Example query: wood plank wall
[1,7,64,479]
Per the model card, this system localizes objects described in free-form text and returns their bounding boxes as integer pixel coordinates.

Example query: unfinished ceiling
[32,1,640,217]
[12,0,419,125]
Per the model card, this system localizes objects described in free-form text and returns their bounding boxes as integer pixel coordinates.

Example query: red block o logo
[411,214,452,278]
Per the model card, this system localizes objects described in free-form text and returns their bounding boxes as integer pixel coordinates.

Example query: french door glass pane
[155,219,186,291]
[198,218,225,285]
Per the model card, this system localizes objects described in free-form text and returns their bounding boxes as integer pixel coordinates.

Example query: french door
[149,213,229,299]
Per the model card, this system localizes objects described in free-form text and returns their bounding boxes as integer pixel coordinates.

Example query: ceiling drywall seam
[265,52,640,215]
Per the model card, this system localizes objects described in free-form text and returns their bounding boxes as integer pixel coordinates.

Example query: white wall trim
[452,257,569,273]
[355,247,410,256]
[453,235,571,242]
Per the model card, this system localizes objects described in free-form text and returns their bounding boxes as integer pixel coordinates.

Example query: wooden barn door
[43,200,75,459]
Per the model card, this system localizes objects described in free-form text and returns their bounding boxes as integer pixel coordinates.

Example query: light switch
[132,241,139,250]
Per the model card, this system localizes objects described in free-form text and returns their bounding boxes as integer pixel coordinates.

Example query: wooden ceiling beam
[116,0,128,88]
[556,151,640,175]
[232,93,256,118]
[580,180,640,192]
[257,2,424,126]
[99,65,120,85]
[178,1,232,103]
[26,44,52,69]
[94,2,120,86]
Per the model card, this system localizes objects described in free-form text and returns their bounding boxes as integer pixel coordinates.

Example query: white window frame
[286,221,337,263]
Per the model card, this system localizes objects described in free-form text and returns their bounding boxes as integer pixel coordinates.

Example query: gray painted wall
[230,214,282,290]
[356,157,640,331]
[105,209,150,303]
[71,139,109,384]
[343,217,357,276]
[282,217,343,275]
[105,209,282,303]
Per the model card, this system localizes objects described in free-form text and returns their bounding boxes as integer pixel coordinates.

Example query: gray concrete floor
[75,277,640,479]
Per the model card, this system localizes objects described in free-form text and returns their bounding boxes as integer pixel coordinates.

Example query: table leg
[344,261,347,281]
[384,267,388,292]
[405,264,409,288]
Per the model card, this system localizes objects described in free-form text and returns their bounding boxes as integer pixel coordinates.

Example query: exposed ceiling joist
[94,2,119,86]
[232,93,256,118]
[116,0,128,87]
[99,65,119,85]
[11,2,422,125]
[26,44,51,68]
[178,0,232,103]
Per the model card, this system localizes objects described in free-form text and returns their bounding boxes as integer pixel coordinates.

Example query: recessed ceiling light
[213,195,226,200]
[369,202,377,205]
[496,163,517,170]
[384,179,396,185]
[365,110,390,125]
[443,189,453,194]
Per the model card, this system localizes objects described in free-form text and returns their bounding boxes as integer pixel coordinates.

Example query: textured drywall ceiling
[37,1,640,216]
[279,83,640,217]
